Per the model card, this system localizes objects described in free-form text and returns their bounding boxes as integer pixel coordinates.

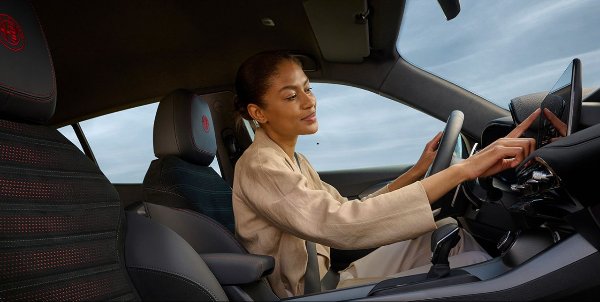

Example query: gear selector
[427,223,460,279]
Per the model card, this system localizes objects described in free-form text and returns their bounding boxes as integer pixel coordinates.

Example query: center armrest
[201,253,275,285]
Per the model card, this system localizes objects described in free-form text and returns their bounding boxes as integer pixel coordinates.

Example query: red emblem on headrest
[0,14,25,52]
[202,115,210,133]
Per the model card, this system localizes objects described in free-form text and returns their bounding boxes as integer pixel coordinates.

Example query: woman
[232,51,539,297]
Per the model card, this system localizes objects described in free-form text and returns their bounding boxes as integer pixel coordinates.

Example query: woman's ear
[247,104,267,124]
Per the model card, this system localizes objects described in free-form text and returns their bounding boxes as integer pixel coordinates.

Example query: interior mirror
[437,0,461,21]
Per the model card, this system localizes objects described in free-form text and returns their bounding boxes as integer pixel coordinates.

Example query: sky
[59,0,600,183]
[399,0,600,108]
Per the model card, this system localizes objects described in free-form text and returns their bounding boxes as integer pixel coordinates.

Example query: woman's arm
[237,148,436,249]
[411,108,541,203]
[387,132,442,192]
[421,136,535,203]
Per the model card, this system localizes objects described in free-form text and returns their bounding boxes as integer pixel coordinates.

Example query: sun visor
[303,0,370,63]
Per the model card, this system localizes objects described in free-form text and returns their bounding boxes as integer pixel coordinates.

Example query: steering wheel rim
[425,110,464,178]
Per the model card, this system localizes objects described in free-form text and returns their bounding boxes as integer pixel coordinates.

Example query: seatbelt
[294,153,322,294]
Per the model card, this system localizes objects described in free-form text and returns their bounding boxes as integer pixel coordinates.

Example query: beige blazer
[232,128,436,297]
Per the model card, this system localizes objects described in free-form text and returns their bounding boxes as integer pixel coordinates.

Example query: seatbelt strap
[294,153,322,294]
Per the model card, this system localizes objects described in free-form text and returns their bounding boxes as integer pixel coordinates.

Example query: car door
[296,82,445,199]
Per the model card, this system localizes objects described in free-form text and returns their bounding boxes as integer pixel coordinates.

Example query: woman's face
[255,60,318,139]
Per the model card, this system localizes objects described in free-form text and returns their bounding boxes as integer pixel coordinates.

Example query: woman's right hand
[421,136,535,203]
[457,108,540,180]
[421,108,539,202]
[457,137,536,180]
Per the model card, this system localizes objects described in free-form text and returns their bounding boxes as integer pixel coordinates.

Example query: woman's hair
[234,50,302,121]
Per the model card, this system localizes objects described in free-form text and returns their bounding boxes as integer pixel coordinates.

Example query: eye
[305,87,312,94]
[286,93,297,101]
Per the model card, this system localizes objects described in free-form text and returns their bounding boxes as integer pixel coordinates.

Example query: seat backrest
[143,89,236,233]
[0,1,139,300]
[0,2,230,301]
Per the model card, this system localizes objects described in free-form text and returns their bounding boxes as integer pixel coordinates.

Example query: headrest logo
[0,14,25,52]
[202,115,210,133]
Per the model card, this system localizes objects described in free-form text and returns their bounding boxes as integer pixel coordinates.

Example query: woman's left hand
[412,131,443,176]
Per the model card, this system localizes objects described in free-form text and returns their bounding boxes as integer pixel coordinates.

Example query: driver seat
[142,89,243,254]
[142,89,280,299]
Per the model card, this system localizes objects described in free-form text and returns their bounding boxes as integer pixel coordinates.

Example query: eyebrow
[278,78,310,93]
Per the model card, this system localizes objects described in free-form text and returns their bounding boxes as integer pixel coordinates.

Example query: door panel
[319,164,413,199]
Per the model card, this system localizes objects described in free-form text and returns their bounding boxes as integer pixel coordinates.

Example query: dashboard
[467,59,600,262]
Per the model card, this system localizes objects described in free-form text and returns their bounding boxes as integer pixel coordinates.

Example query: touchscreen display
[537,58,582,148]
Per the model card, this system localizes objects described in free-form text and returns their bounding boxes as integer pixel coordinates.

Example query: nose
[302,90,316,109]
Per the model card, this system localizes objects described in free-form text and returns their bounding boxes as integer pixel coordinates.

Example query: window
[296,83,445,171]
[398,0,600,108]
[59,103,220,183]
[57,125,84,152]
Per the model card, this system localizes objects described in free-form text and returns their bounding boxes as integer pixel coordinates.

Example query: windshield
[398,0,600,108]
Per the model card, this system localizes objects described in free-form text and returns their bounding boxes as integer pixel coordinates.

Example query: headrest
[153,89,217,166]
[0,0,56,124]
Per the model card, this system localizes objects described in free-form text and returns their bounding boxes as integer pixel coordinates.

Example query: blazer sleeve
[301,153,387,203]
[237,148,437,250]
[319,179,389,203]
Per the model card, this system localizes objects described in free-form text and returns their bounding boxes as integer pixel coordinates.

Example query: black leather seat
[143,89,236,233]
[141,89,243,254]
[0,1,253,301]
[141,90,281,300]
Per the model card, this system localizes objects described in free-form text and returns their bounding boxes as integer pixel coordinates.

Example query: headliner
[31,0,404,126]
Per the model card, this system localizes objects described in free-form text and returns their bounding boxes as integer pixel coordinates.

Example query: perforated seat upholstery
[0,1,139,300]
[0,1,229,301]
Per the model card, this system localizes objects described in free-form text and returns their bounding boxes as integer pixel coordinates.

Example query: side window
[296,83,445,171]
[58,103,220,183]
[57,125,84,152]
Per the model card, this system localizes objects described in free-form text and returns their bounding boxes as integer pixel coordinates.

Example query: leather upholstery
[141,204,279,300]
[144,202,244,254]
[201,253,275,286]
[0,0,56,123]
[153,89,216,166]
[144,90,235,233]
[144,93,279,299]
[125,212,228,301]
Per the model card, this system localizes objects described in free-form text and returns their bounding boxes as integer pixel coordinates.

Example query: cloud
[299,83,445,171]
[399,0,600,107]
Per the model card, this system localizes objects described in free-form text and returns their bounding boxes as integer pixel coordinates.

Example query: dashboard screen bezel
[537,58,582,148]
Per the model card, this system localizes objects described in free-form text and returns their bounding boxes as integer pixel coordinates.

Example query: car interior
[2,0,600,301]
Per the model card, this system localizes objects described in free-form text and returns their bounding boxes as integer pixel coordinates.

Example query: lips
[301,112,317,122]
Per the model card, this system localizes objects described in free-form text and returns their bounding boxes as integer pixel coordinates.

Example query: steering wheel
[425,110,464,178]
